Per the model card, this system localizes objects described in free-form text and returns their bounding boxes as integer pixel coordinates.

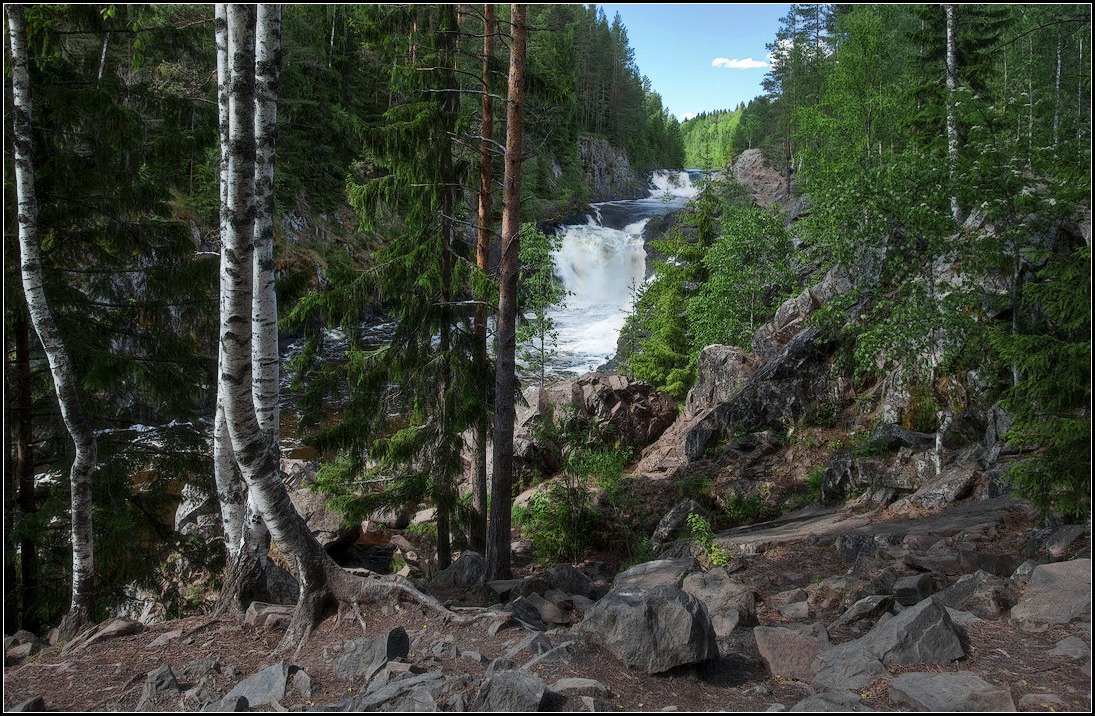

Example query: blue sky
[598,3,792,120]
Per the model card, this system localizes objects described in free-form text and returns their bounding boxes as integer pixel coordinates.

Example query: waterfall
[542,170,702,376]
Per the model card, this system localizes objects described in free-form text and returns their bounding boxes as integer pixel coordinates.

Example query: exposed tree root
[274,561,488,654]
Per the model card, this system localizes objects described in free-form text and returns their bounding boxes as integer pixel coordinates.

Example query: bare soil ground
[5,499,1091,713]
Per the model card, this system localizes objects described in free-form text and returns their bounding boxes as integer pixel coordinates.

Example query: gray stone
[682,567,754,637]
[136,664,180,710]
[288,481,359,549]
[292,669,315,699]
[223,661,291,708]
[331,627,410,681]
[349,671,446,711]
[767,588,807,609]
[581,695,616,712]
[550,677,611,698]
[182,657,221,677]
[790,690,874,712]
[476,668,547,711]
[685,345,757,418]
[544,563,597,599]
[202,695,249,712]
[778,601,811,620]
[1011,559,1092,629]
[430,550,486,589]
[389,686,439,712]
[507,595,546,631]
[892,573,934,606]
[1048,635,1091,660]
[811,641,888,692]
[9,697,47,712]
[245,601,295,627]
[1017,693,1070,710]
[861,598,964,665]
[944,608,984,628]
[889,671,1016,711]
[932,570,1015,619]
[485,656,519,677]
[652,499,709,545]
[610,558,699,592]
[754,623,830,681]
[829,596,894,632]
[580,585,718,674]
[62,617,145,655]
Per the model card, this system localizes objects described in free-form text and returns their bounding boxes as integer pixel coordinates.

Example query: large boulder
[684,346,757,418]
[1010,558,1092,629]
[580,585,718,674]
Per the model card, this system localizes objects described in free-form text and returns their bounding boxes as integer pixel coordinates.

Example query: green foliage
[687,205,796,350]
[680,108,743,168]
[685,513,732,567]
[720,485,780,525]
[517,224,568,387]
[990,246,1091,521]
[516,441,632,564]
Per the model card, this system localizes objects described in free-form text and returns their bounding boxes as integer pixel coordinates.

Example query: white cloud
[711,57,768,70]
[678,112,698,122]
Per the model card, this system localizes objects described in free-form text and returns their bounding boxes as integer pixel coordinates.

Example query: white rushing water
[542,170,704,377]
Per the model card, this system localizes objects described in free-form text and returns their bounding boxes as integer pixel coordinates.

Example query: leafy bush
[686,512,732,566]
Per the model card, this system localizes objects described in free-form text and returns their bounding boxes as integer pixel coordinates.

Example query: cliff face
[579,136,645,201]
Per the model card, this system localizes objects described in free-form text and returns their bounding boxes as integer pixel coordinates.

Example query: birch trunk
[945,4,962,224]
[253,3,281,444]
[7,3,98,639]
[213,3,247,564]
[488,3,527,582]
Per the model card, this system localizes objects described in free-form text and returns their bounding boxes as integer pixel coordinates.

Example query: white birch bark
[7,3,98,638]
[252,3,281,442]
[219,4,337,646]
[945,5,961,224]
[213,3,247,562]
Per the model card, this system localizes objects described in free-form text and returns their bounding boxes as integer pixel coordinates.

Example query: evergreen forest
[4,1,1090,657]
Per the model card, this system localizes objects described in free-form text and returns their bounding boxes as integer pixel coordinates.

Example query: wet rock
[580,585,717,674]
[889,671,1016,711]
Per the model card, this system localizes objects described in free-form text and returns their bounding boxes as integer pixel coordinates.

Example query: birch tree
[487,3,527,582]
[6,3,98,640]
[216,4,473,649]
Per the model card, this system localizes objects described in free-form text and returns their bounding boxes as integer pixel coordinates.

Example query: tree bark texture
[944,4,962,223]
[470,2,496,554]
[7,3,98,639]
[488,3,526,582]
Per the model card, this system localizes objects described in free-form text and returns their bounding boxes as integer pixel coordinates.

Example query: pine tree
[488,3,528,582]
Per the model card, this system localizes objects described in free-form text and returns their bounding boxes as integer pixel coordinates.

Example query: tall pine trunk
[470,3,496,555]
[488,3,526,582]
[7,4,98,639]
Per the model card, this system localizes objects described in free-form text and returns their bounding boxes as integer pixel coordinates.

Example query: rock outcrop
[579,136,643,201]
